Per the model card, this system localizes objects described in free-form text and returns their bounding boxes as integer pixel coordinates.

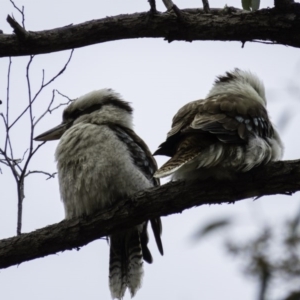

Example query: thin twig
[4,57,11,152]
[202,0,210,13]
[26,55,34,165]
[55,90,73,102]
[33,90,56,126]
[48,100,72,113]
[20,149,29,163]
[0,148,19,179]
[162,0,173,10]
[0,157,21,167]
[9,50,74,129]
[34,90,73,126]
[9,0,25,28]
[15,55,34,235]
[25,170,57,180]
[161,0,182,18]
[5,58,12,157]
[1,45,73,235]
[148,0,157,13]
[172,5,182,18]
[0,159,10,167]
[6,15,28,40]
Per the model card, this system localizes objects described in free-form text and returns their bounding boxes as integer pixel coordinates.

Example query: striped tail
[109,228,144,299]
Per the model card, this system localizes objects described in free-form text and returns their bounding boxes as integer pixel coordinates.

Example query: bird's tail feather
[154,150,200,178]
[127,229,144,297]
[109,234,127,299]
[109,228,144,299]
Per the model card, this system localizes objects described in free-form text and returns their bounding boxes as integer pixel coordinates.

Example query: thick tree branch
[2,6,300,57]
[0,160,300,270]
[274,0,295,10]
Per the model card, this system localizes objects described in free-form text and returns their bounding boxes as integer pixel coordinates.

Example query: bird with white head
[35,88,163,299]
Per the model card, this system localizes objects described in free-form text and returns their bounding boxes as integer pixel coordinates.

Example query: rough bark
[2,5,300,57]
[0,159,300,270]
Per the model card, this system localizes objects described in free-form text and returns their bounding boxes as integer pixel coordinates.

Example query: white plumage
[35,89,163,299]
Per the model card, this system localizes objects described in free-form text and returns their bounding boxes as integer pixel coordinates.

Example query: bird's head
[34,88,133,141]
[207,68,267,107]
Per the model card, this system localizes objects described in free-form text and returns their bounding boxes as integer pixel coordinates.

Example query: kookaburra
[154,69,284,180]
[34,89,163,299]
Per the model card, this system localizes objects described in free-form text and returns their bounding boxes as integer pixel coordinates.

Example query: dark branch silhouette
[2,5,300,57]
[0,159,300,270]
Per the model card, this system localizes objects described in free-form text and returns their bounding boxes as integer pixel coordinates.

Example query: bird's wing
[154,94,273,178]
[113,125,164,258]
[153,100,202,157]
[190,94,273,142]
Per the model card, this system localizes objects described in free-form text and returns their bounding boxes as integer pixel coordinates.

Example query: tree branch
[148,0,157,13]
[274,0,295,10]
[2,6,300,57]
[6,15,28,40]
[0,160,300,270]
[202,0,210,13]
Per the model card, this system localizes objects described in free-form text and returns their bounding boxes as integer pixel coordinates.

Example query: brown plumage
[154,69,283,180]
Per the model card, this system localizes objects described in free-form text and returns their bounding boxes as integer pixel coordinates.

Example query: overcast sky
[1,1,300,299]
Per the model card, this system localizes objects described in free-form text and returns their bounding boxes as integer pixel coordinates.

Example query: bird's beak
[34,123,67,141]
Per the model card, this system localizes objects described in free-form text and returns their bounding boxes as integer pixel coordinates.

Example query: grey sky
[1,0,300,299]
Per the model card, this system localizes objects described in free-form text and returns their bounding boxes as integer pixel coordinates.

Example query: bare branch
[161,0,182,18]
[25,170,57,180]
[8,50,74,129]
[202,0,210,13]
[55,90,73,102]
[0,148,19,179]
[9,0,25,28]
[0,159,300,269]
[33,49,74,97]
[162,0,173,10]
[33,90,56,126]
[20,149,28,163]
[148,0,157,13]
[25,56,34,163]
[1,7,300,57]
[34,90,73,126]
[0,17,73,235]
[0,157,21,168]
[171,5,182,19]
[4,58,13,158]
[6,15,28,40]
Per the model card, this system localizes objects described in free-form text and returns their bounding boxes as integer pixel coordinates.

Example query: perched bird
[34,89,163,299]
[154,69,283,180]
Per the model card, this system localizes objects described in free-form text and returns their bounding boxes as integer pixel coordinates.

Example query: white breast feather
[56,123,151,219]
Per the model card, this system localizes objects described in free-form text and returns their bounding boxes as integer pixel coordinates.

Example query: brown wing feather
[153,100,201,157]
[113,126,164,257]
[154,94,274,177]
[154,134,212,178]
[167,100,203,137]
[192,94,273,143]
